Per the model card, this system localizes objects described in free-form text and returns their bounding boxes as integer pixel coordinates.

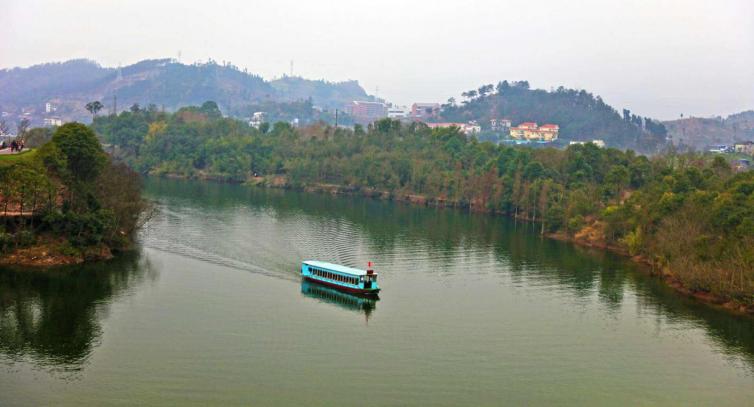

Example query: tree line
[93,105,753,305]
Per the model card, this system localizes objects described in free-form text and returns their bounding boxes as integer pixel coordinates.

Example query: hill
[440,81,668,152]
[0,59,373,124]
[663,110,754,150]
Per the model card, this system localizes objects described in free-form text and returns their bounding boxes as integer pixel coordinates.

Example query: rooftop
[351,101,384,106]
[303,260,372,276]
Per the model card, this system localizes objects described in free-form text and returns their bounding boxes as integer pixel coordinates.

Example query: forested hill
[441,81,668,152]
[0,59,374,121]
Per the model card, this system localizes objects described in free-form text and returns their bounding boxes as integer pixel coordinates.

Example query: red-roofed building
[510,122,559,141]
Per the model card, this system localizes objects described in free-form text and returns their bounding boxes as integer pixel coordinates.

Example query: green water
[1,178,753,406]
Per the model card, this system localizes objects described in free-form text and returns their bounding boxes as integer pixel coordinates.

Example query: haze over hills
[663,111,754,150]
[0,58,375,122]
[4,58,753,154]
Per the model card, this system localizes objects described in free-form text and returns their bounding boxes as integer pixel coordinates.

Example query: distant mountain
[440,81,668,152]
[0,58,374,123]
[663,110,754,150]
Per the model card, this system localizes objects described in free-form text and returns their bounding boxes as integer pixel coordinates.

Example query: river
[1,178,753,406]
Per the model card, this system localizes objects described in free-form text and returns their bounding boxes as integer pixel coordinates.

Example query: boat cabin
[301,260,380,295]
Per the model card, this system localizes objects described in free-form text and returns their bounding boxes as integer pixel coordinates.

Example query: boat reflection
[300,280,378,321]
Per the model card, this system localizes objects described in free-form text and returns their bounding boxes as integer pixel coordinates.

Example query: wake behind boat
[301,260,380,296]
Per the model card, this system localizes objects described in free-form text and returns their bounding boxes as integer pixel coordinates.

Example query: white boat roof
[303,260,374,276]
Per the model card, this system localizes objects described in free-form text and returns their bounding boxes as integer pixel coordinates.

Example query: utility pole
[112,95,117,116]
[335,109,338,127]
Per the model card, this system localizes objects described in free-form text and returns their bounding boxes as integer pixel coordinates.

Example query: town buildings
[509,122,559,142]
[349,101,387,124]
[410,103,440,120]
[387,105,409,119]
[490,119,511,132]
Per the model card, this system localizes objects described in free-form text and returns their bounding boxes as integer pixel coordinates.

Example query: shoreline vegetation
[258,179,753,316]
[84,100,754,315]
[0,123,148,267]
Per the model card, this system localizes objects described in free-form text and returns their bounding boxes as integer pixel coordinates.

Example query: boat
[301,260,380,296]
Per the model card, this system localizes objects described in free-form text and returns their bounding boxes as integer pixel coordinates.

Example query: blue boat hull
[303,276,380,296]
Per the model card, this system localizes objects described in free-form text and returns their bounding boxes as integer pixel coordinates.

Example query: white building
[45,102,57,113]
[426,122,481,136]
[44,117,63,127]
[249,112,266,129]
[490,118,511,132]
[387,106,409,119]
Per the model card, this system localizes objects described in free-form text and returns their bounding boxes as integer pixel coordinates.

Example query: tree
[495,80,510,95]
[85,101,104,118]
[21,127,53,148]
[0,119,9,135]
[16,117,31,136]
[51,122,107,186]
[200,101,222,119]
[461,90,478,100]
[477,84,494,97]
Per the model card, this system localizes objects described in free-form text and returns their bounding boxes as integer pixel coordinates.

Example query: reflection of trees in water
[0,251,154,370]
[632,276,754,369]
[300,280,377,321]
[146,178,754,366]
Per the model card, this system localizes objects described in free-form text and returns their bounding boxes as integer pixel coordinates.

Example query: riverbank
[132,170,754,316]
[0,235,114,267]
[545,231,754,316]
[245,175,754,316]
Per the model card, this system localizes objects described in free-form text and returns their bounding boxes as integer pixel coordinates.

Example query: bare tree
[16,117,30,136]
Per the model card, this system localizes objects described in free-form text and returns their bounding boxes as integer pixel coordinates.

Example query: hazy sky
[2,0,752,119]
